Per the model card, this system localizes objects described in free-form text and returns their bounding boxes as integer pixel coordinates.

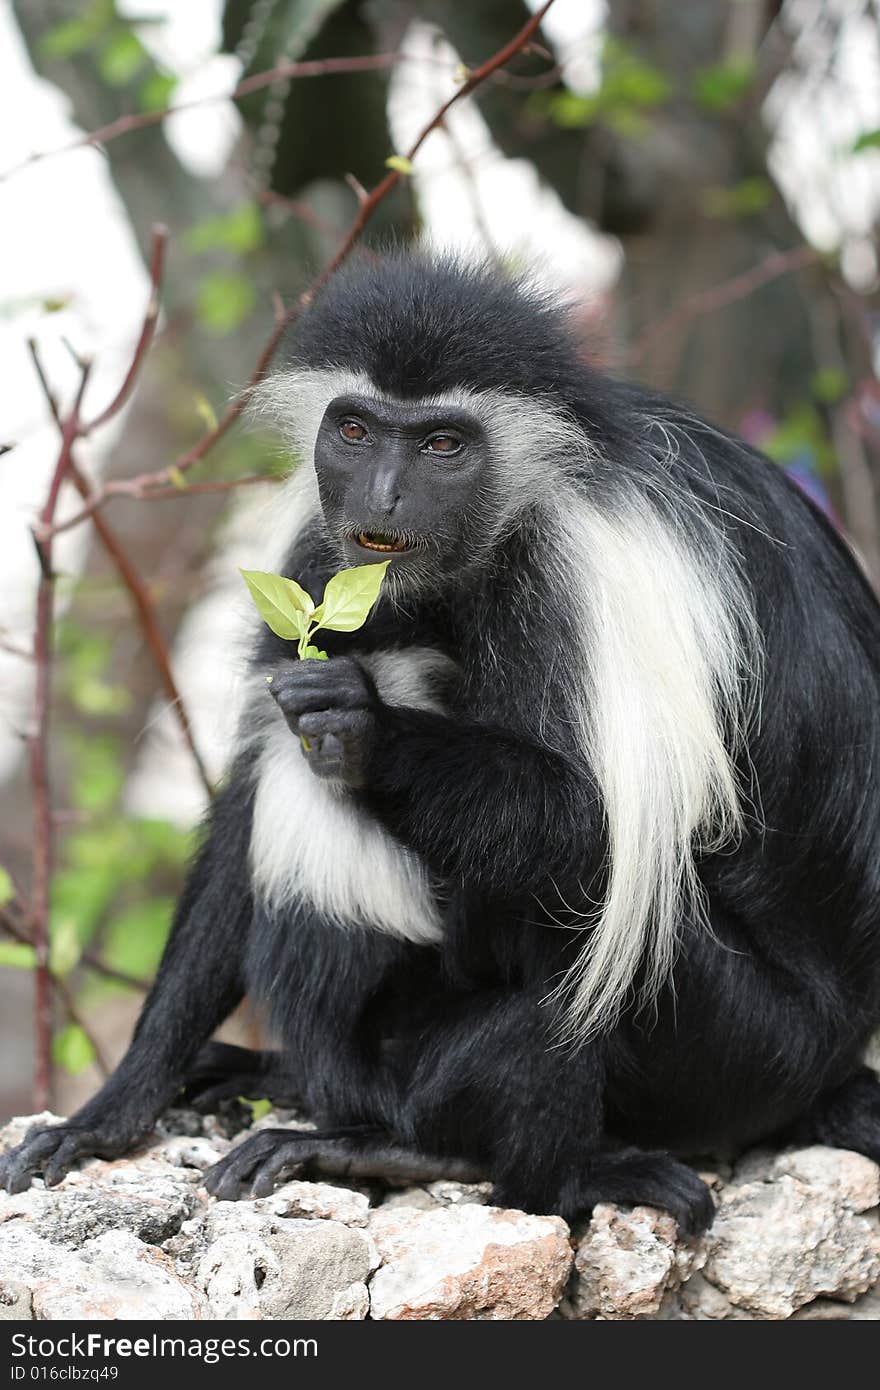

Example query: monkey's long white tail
[547,487,759,1044]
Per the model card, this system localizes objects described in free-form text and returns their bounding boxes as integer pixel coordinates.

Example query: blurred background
[1,0,879,1122]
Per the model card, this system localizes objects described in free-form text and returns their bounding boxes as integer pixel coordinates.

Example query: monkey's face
[313,393,492,584]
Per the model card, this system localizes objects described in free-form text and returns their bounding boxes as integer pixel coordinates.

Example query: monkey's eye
[339,418,368,443]
[422,432,463,457]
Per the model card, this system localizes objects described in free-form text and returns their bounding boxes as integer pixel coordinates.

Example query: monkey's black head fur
[286,252,591,403]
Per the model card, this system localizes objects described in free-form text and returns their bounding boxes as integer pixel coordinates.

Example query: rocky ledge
[1,1111,879,1321]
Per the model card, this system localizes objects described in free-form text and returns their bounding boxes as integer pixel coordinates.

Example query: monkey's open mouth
[356,531,411,553]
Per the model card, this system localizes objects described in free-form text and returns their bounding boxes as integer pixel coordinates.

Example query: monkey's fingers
[297,710,371,784]
[204,1128,302,1201]
[0,1124,98,1193]
[267,659,373,719]
[561,1150,716,1237]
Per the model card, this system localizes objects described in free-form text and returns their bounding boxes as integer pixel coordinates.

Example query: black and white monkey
[4,254,880,1234]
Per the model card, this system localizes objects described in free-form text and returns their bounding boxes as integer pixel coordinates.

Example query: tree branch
[0,910,111,1077]
[626,245,821,365]
[1,54,406,183]
[28,231,215,798]
[28,358,93,1109]
[83,226,168,434]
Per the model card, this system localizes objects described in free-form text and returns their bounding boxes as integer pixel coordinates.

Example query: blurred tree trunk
[600,0,814,428]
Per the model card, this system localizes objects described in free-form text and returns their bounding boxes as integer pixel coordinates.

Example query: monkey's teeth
[357,532,408,552]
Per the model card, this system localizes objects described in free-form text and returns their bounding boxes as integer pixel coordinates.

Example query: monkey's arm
[269,658,598,895]
[0,767,254,1192]
[363,709,593,892]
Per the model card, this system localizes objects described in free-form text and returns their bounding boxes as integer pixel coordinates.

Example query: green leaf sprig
[240,561,391,661]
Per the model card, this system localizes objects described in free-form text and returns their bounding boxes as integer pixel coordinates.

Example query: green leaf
[385,155,414,176]
[193,393,218,432]
[692,59,755,113]
[852,129,880,154]
[534,38,669,134]
[0,943,36,970]
[0,866,13,908]
[65,733,124,813]
[53,1023,96,1076]
[50,915,82,977]
[702,177,773,219]
[240,1097,272,1122]
[811,367,849,404]
[40,20,98,59]
[104,898,174,980]
[58,624,131,718]
[240,570,315,641]
[98,30,148,86]
[51,866,116,946]
[538,91,600,129]
[194,271,256,336]
[40,3,110,61]
[139,72,177,113]
[302,645,329,660]
[312,561,390,633]
[184,202,264,256]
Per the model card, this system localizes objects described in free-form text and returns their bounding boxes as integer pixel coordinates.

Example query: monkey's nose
[364,465,403,516]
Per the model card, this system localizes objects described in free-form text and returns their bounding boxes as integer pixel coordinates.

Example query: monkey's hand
[0,1103,153,1193]
[267,655,379,788]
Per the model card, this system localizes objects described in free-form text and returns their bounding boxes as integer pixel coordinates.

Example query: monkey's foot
[801,1066,880,1163]
[180,1042,302,1114]
[0,1112,151,1193]
[203,1127,484,1201]
[494,1148,715,1236]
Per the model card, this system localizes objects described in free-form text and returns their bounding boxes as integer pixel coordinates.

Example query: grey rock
[425,1180,494,1207]
[703,1170,880,1318]
[0,1225,203,1319]
[563,1204,705,1320]
[369,1204,573,1320]
[192,1199,377,1320]
[733,1144,880,1212]
[380,1187,438,1211]
[324,1282,370,1319]
[256,1179,370,1227]
[0,1155,200,1246]
[2,1114,878,1321]
[0,1280,33,1320]
[151,1135,228,1173]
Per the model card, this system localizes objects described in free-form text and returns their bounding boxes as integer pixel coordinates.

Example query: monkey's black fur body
[4,257,880,1233]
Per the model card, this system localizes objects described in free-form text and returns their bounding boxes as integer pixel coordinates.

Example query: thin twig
[258,188,381,260]
[84,227,168,434]
[1,911,108,1076]
[1,45,563,184]
[1,904,149,995]
[72,460,214,796]
[28,359,93,1110]
[626,245,821,364]
[133,474,278,502]
[1,54,406,183]
[51,974,112,1077]
[81,952,149,992]
[0,635,33,660]
[28,242,215,797]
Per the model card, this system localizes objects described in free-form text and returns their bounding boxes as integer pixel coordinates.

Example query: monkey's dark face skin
[313,393,490,581]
